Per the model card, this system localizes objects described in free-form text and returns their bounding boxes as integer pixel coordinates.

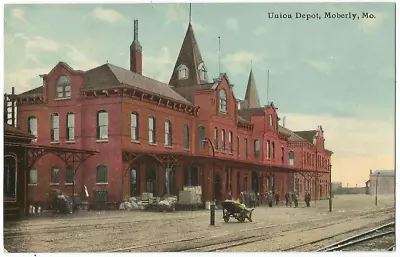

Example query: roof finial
[267,69,270,104]
[189,3,192,23]
[250,60,253,70]
[218,36,221,75]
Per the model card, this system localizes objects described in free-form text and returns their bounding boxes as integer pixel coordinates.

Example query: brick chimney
[130,19,142,74]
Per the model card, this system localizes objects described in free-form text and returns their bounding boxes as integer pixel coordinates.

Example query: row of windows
[29,165,108,185]
[177,63,207,81]
[303,152,329,169]
[28,113,75,142]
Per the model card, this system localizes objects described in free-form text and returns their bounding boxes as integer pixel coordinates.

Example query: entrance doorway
[130,166,139,196]
[251,171,259,194]
[214,174,222,202]
[146,164,157,195]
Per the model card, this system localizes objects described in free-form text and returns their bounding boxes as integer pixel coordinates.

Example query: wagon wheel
[238,212,246,223]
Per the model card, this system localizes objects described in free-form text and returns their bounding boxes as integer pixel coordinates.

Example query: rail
[316,222,395,252]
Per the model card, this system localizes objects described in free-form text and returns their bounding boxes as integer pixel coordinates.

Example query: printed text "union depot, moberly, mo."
[267,12,376,21]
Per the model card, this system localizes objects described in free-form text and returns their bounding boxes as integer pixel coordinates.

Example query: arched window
[97,110,108,140]
[65,167,74,184]
[177,64,189,80]
[183,124,190,149]
[29,168,38,185]
[4,155,17,199]
[198,62,207,81]
[288,150,295,166]
[66,112,75,141]
[164,120,172,146]
[148,116,156,144]
[214,127,219,150]
[198,125,205,149]
[50,113,59,142]
[254,140,260,158]
[244,138,248,157]
[271,142,275,159]
[56,75,71,98]
[219,89,227,112]
[96,164,108,184]
[28,116,37,137]
[269,114,273,126]
[50,166,59,184]
[221,129,226,151]
[228,131,233,153]
[266,140,271,159]
[236,136,240,156]
[167,166,177,195]
[131,112,139,141]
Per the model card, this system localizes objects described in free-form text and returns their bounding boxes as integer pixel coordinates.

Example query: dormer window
[198,62,207,82]
[56,75,71,98]
[219,89,227,113]
[177,64,189,80]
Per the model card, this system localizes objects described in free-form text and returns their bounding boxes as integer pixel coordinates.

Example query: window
[131,112,139,141]
[272,142,275,159]
[281,147,284,163]
[66,167,74,184]
[228,131,233,153]
[184,124,190,149]
[266,140,271,159]
[198,62,207,81]
[221,129,226,152]
[198,125,205,149]
[288,150,295,166]
[29,169,38,185]
[254,140,260,158]
[214,128,219,150]
[28,116,37,137]
[244,138,248,157]
[51,166,59,184]
[4,155,17,198]
[97,110,108,140]
[177,64,189,80]
[269,114,273,126]
[56,75,71,98]
[66,112,75,141]
[164,120,172,146]
[149,116,156,144]
[96,165,108,184]
[236,136,240,156]
[219,89,227,112]
[51,113,59,142]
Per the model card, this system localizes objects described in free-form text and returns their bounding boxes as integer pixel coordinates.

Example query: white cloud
[142,47,174,83]
[64,45,100,70]
[358,11,387,33]
[11,8,29,24]
[13,33,60,52]
[5,68,48,94]
[163,4,188,25]
[305,59,332,75]
[253,26,266,36]
[91,7,125,23]
[225,18,239,32]
[221,51,264,75]
[282,112,394,186]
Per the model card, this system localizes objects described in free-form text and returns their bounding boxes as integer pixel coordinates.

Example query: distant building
[331,182,342,192]
[369,170,395,195]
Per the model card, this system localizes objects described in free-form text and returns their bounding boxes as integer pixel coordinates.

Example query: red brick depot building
[13,21,333,206]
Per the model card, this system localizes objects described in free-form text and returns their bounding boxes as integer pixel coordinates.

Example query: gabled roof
[84,63,192,106]
[278,125,307,141]
[168,23,208,87]
[238,107,265,121]
[242,69,261,109]
[294,130,318,143]
[16,86,43,98]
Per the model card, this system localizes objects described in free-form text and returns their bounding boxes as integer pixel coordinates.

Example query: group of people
[228,190,312,208]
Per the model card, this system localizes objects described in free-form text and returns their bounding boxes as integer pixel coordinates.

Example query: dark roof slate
[173,83,214,104]
[294,130,318,143]
[16,86,43,98]
[242,70,261,109]
[84,63,193,106]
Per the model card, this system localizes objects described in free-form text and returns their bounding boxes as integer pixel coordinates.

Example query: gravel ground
[3,194,395,252]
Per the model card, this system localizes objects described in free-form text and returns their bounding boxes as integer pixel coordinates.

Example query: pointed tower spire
[243,69,261,109]
[168,9,208,87]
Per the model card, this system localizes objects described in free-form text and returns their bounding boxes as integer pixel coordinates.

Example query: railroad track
[110,207,394,252]
[316,222,395,252]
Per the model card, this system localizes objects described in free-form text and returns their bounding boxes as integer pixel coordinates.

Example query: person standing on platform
[285,192,289,207]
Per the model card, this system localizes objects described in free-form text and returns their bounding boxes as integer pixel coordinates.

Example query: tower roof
[242,69,261,109]
[169,23,208,87]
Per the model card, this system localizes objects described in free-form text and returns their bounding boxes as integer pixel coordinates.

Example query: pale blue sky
[3,3,395,185]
